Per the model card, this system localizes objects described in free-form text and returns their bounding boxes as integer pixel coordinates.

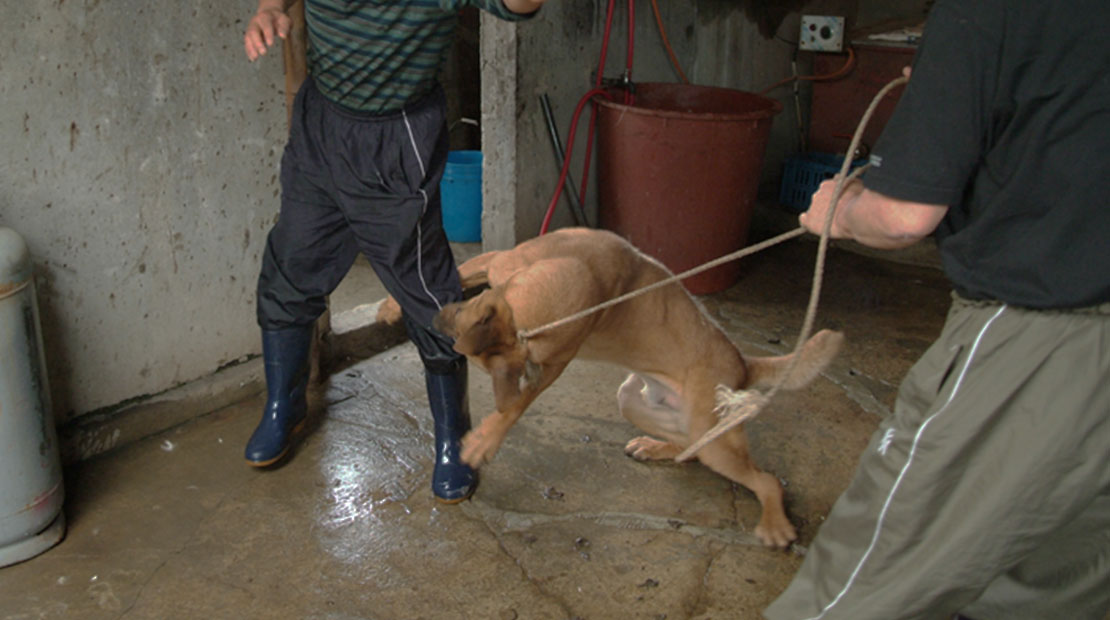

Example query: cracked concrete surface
[0,237,954,619]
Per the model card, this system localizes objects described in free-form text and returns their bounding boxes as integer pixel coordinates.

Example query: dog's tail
[742,329,844,391]
[375,251,498,325]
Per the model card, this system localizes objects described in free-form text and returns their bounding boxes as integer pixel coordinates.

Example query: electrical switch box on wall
[799,15,845,52]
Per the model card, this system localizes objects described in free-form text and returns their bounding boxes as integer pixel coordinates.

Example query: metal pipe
[540,94,589,227]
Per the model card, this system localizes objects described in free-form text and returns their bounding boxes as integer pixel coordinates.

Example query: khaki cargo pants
[765,295,1110,620]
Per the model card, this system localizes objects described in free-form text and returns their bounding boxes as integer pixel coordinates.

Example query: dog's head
[434,288,518,357]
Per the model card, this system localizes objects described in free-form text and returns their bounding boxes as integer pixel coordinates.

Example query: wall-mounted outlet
[799,15,845,52]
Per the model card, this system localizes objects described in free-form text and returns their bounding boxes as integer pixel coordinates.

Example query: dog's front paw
[755,515,798,549]
[624,436,681,461]
[460,416,506,467]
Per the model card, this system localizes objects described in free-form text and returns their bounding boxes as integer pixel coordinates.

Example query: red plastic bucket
[597,83,782,294]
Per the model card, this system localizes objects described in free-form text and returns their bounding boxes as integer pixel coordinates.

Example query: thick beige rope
[676,75,909,462]
[517,226,808,340]
[515,75,911,462]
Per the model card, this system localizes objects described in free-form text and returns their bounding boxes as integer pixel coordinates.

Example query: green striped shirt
[306,0,534,114]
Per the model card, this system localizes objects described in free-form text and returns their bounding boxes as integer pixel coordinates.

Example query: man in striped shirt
[240,0,546,505]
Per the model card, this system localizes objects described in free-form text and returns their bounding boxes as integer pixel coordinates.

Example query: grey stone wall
[0,1,286,421]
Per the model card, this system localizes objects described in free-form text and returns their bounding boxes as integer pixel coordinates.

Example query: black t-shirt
[864,0,1110,309]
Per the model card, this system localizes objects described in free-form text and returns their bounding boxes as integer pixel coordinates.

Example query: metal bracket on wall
[799,15,845,52]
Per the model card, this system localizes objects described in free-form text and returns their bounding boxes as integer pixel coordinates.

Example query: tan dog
[379,228,842,547]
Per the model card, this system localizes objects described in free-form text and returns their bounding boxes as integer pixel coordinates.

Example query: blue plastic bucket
[440,150,482,242]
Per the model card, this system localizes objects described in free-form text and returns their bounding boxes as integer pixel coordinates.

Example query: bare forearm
[837,191,944,249]
[800,178,948,250]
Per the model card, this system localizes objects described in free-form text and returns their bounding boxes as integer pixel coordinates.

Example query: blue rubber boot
[425,359,477,503]
[245,325,313,467]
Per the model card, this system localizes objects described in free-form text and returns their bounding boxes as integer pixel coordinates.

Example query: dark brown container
[597,83,782,294]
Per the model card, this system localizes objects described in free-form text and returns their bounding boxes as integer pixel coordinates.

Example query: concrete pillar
[479,13,520,251]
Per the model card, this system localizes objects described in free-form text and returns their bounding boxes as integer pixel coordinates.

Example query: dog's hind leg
[692,422,797,548]
[619,373,796,547]
[617,374,686,460]
[624,437,682,460]
[681,374,797,548]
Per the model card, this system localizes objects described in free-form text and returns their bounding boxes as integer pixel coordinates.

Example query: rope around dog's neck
[515,75,910,461]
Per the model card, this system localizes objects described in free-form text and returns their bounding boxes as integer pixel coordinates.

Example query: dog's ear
[452,293,514,356]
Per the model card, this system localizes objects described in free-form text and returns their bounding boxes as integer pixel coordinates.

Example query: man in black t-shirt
[766,2,1110,619]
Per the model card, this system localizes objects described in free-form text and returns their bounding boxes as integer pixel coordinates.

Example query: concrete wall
[0,1,285,424]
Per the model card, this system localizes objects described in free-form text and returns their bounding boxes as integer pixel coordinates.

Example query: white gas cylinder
[0,226,65,568]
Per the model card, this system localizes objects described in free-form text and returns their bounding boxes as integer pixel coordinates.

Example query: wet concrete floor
[1,234,954,619]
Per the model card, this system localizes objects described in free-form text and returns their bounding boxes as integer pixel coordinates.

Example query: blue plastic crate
[779,152,867,213]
